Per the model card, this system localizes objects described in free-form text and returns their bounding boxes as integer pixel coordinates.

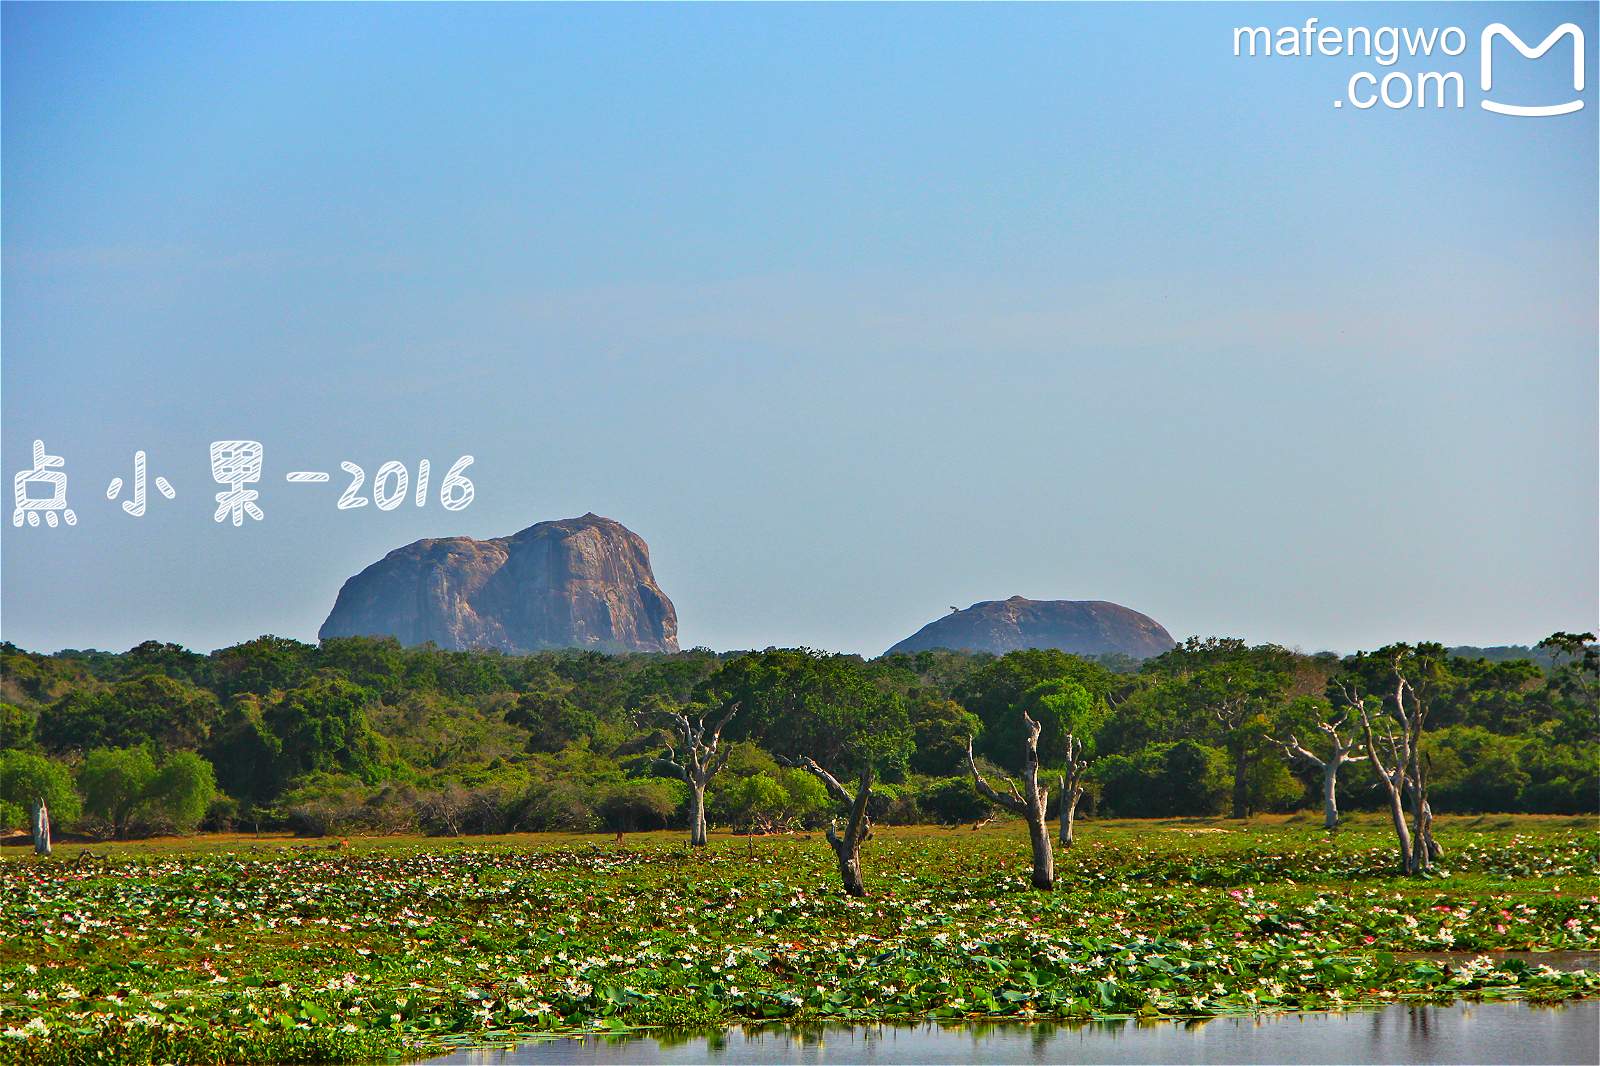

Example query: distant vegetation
[0,631,1594,843]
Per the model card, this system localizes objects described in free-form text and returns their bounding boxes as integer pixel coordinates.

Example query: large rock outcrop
[887,596,1175,659]
[319,514,678,653]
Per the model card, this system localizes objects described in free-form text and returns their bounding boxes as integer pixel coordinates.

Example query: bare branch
[792,755,857,809]
[843,764,871,845]
[966,737,1027,816]
[1266,732,1324,768]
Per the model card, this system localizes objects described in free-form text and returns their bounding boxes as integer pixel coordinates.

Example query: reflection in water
[1397,950,1600,973]
[417,999,1598,1065]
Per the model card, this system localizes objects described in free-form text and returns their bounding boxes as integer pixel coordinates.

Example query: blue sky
[3,2,1595,657]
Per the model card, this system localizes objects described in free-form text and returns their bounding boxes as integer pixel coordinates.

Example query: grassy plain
[2,813,1596,1064]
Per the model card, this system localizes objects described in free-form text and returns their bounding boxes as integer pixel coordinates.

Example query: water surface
[419,999,1599,1065]
[1397,950,1599,973]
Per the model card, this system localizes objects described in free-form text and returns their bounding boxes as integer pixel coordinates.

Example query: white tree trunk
[969,713,1053,891]
[1059,780,1082,847]
[1378,766,1415,874]
[688,782,708,848]
[1057,735,1087,848]
[30,798,51,857]
[1361,692,1417,875]
[1321,762,1339,831]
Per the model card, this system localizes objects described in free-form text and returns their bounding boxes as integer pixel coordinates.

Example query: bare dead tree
[1266,708,1364,831]
[72,848,112,871]
[653,703,737,848]
[1359,687,1416,873]
[967,711,1054,890]
[1057,733,1088,847]
[1354,654,1440,875]
[30,798,51,857]
[785,756,873,896]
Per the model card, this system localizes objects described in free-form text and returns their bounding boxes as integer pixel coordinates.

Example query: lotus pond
[1,815,1596,1064]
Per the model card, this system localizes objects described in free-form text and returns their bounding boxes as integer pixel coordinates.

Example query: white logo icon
[1481,23,1585,116]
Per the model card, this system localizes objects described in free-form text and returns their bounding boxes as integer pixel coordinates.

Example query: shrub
[414,784,517,836]
[509,778,599,832]
[201,794,238,832]
[597,779,685,832]
[916,776,994,824]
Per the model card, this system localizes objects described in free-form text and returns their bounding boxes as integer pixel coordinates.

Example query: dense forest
[1,630,1594,841]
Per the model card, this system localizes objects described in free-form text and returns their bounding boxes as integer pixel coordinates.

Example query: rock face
[887,597,1175,659]
[319,514,678,654]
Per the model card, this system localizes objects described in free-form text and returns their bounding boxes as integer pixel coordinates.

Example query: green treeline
[0,631,1593,840]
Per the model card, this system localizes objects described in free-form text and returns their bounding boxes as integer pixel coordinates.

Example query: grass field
[2,813,1596,1064]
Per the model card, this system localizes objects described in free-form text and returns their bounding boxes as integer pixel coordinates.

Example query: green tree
[266,679,385,781]
[1424,727,1531,813]
[210,635,313,700]
[122,640,213,686]
[78,748,158,839]
[907,698,982,776]
[719,768,827,832]
[776,766,830,825]
[0,644,91,704]
[505,692,598,753]
[1519,738,1600,814]
[626,649,723,707]
[1143,638,1294,819]
[308,636,404,693]
[148,751,218,832]
[203,698,285,804]
[702,651,910,896]
[0,751,80,830]
[1537,631,1597,744]
[915,776,993,823]
[78,747,221,837]
[1093,741,1230,818]
[724,773,790,833]
[697,649,911,775]
[955,650,1120,772]
[0,703,37,754]
[36,675,220,755]
[1018,680,1107,766]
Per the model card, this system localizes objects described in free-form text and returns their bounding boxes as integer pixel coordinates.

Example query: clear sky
[3,2,1595,658]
